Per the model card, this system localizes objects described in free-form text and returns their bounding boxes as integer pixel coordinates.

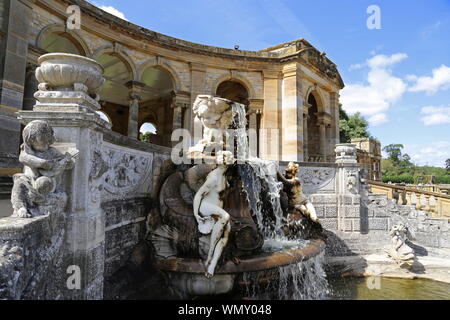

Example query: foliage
[382,144,405,164]
[139,132,153,143]
[446,158,450,172]
[382,154,450,184]
[338,105,370,143]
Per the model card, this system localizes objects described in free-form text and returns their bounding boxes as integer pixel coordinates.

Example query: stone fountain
[149,95,328,299]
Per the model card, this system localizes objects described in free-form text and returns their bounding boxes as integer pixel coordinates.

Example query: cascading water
[231,103,249,161]
[241,251,330,300]
[230,101,329,300]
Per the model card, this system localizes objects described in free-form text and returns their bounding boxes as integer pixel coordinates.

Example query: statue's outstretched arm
[19,151,51,170]
[276,170,297,188]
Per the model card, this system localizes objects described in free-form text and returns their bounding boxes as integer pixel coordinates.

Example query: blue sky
[90,0,450,167]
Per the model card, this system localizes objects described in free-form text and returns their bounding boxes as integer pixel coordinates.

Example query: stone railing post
[335,144,363,232]
[17,53,110,299]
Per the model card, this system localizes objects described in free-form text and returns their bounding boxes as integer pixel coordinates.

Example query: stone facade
[351,138,382,181]
[0,0,344,176]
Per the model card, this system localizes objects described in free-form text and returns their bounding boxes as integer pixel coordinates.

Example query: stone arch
[304,87,328,162]
[212,73,256,100]
[91,44,138,81]
[138,58,181,91]
[96,110,112,124]
[304,85,325,112]
[36,23,92,56]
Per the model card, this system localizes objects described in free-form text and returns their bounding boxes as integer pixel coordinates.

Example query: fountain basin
[155,239,325,297]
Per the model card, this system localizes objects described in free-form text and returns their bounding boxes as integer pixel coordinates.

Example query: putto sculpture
[277,162,323,239]
[188,95,233,156]
[387,223,416,268]
[11,120,77,218]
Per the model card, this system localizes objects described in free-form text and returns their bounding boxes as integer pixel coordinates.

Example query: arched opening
[139,122,159,144]
[96,111,112,124]
[216,80,261,156]
[216,80,249,106]
[96,53,133,136]
[306,92,322,161]
[40,31,85,55]
[138,66,175,147]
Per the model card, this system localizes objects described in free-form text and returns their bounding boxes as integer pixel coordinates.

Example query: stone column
[125,81,144,139]
[330,92,340,146]
[0,0,32,171]
[190,63,207,146]
[261,70,282,161]
[303,103,309,162]
[326,124,332,161]
[171,91,190,147]
[281,63,304,162]
[248,99,263,158]
[319,122,327,161]
[335,144,363,233]
[18,53,111,299]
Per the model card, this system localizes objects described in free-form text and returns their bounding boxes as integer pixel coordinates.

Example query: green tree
[139,132,153,143]
[339,105,370,143]
[446,158,450,173]
[382,144,404,164]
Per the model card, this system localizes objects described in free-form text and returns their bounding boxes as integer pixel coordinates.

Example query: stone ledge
[326,253,450,284]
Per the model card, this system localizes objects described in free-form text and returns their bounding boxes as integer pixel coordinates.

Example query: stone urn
[35,53,104,94]
[335,143,357,163]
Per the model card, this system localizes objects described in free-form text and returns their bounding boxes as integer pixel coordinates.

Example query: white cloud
[405,141,450,167]
[340,53,407,126]
[349,63,363,71]
[99,5,128,21]
[408,65,450,95]
[421,21,443,40]
[367,53,408,69]
[420,106,450,125]
[368,113,388,125]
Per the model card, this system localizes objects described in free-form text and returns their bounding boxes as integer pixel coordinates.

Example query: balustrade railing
[368,180,450,218]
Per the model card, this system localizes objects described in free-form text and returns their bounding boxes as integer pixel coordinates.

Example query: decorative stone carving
[188,95,233,156]
[89,131,108,204]
[347,170,359,195]
[335,144,357,164]
[298,167,335,193]
[296,45,342,86]
[10,120,77,218]
[101,144,153,198]
[387,223,416,268]
[33,53,105,112]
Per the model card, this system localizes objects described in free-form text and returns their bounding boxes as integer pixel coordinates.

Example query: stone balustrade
[369,180,450,218]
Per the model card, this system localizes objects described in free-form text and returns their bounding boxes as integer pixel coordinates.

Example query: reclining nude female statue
[193,151,233,278]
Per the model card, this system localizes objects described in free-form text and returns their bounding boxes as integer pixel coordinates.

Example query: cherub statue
[189,95,233,155]
[193,151,233,278]
[277,162,319,223]
[387,223,416,268]
[11,120,77,218]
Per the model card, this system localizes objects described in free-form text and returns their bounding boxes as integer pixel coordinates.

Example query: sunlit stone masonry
[0,0,448,301]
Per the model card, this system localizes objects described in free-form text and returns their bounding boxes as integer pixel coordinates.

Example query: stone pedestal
[335,144,363,233]
[16,53,110,299]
